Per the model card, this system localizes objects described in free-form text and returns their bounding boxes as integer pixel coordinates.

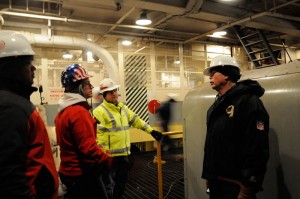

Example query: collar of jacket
[103,99,124,109]
[0,82,37,99]
[58,93,88,112]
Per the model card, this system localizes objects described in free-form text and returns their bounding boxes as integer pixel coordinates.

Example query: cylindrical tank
[183,61,300,199]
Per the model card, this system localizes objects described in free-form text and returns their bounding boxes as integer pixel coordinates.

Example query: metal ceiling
[0,0,300,49]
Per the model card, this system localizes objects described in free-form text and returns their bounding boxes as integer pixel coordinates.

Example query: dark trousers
[209,179,257,199]
[103,156,131,199]
[60,172,107,199]
[160,120,176,152]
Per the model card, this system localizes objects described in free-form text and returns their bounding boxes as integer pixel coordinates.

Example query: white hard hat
[0,31,35,58]
[203,55,240,76]
[167,93,178,99]
[96,78,120,94]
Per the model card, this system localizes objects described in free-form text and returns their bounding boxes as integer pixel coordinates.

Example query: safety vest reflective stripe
[128,113,137,126]
[101,104,116,127]
[122,106,128,118]
[97,125,129,132]
[99,145,130,154]
[98,104,130,132]
[141,123,149,131]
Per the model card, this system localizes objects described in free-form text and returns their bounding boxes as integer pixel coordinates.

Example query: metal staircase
[233,25,279,68]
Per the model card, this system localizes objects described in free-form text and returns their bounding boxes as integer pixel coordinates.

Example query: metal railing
[156,131,183,199]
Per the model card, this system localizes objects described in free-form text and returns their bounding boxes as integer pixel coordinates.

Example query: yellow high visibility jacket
[93,99,153,157]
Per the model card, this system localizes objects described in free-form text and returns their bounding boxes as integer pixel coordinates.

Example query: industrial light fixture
[122,40,132,46]
[212,31,227,37]
[174,58,180,64]
[135,11,152,26]
[62,52,73,59]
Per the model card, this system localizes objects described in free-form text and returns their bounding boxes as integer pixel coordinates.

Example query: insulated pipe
[21,32,120,83]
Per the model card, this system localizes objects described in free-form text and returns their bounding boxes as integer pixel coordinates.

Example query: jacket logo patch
[256,121,265,131]
[226,105,234,117]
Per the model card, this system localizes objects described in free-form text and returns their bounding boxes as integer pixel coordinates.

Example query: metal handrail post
[156,131,183,199]
[157,140,163,199]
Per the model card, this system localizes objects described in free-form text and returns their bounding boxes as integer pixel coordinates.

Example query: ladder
[233,25,279,68]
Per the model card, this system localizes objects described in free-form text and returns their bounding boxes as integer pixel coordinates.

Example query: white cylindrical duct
[22,32,120,83]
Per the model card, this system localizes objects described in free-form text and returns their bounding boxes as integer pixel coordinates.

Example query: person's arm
[126,106,163,141]
[71,107,109,165]
[0,105,32,198]
[27,109,59,199]
[240,96,269,191]
[126,106,153,133]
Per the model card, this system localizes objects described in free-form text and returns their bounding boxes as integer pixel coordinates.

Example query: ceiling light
[212,31,227,37]
[122,40,132,46]
[62,52,73,59]
[174,60,180,64]
[135,11,152,26]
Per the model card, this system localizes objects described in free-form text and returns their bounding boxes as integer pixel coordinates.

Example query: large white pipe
[22,32,120,83]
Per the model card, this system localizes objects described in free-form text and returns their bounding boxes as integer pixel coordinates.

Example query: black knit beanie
[213,65,241,83]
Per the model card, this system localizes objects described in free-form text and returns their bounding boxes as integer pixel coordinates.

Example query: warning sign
[48,89,64,104]
[148,99,160,114]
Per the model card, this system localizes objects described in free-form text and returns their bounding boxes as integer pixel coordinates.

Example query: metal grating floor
[123,148,184,199]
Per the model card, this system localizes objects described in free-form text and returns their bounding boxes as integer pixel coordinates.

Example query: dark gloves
[151,130,163,141]
[238,184,256,199]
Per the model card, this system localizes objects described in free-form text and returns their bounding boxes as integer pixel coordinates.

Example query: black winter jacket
[202,79,269,189]
[0,83,58,198]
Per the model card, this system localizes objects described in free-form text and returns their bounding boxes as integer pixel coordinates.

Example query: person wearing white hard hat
[55,64,112,199]
[202,55,269,199]
[0,31,59,198]
[93,78,163,199]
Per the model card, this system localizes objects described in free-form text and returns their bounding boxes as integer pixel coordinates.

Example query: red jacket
[27,109,59,199]
[55,93,108,176]
[0,90,58,199]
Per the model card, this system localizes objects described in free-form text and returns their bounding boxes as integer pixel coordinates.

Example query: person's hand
[238,184,256,199]
[151,130,163,141]
[206,180,210,194]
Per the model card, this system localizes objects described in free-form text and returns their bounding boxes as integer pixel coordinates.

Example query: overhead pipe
[184,0,300,43]
[0,8,199,44]
[0,9,174,33]
[21,32,120,83]
[266,12,300,22]
[151,0,204,31]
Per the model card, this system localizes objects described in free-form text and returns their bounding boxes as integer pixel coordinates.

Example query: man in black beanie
[201,55,269,199]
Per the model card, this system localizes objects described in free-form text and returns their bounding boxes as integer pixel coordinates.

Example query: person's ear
[224,75,229,80]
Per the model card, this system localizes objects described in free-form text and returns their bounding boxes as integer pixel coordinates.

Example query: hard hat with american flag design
[61,64,92,87]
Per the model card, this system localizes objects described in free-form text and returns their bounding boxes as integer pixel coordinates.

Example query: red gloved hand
[238,184,256,199]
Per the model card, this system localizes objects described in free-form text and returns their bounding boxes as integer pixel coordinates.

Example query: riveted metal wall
[124,55,148,122]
